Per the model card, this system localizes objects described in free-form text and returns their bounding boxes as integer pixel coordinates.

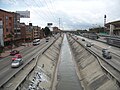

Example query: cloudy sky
[0,0,120,30]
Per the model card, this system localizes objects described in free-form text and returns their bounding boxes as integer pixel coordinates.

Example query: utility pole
[104,15,106,33]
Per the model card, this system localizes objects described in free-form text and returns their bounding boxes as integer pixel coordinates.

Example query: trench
[57,34,82,90]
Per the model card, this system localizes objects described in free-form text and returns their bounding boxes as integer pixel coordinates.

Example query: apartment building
[20,23,33,43]
[39,28,44,39]
[13,12,22,46]
[33,26,40,39]
[0,9,14,47]
[20,23,26,43]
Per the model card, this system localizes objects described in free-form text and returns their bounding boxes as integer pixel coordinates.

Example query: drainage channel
[57,34,83,90]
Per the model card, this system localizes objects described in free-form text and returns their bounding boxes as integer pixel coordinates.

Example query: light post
[104,15,106,33]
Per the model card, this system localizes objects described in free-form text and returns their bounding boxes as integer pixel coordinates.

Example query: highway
[0,33,120,90]
[77,35,120,56]
[75,35,120,72]
[68,34,120,90]
[0,35,59,89]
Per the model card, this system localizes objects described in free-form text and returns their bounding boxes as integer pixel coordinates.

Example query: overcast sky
[0,0,120,30]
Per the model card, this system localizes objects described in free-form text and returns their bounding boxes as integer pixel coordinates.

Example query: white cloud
[1,0,120,30]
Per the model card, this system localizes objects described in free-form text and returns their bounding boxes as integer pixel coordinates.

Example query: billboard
[47,23,53,26]
[16,11,30,18]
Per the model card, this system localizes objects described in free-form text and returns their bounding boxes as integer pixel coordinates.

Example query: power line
[43,0,58,23]
[47,0,59,26]
[30,0,58,25]
[32,0,53,21]
[9,0,59,26]
[23,0,49,22]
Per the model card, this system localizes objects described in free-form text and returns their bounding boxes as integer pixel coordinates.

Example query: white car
[33,39,40,46]
[11,58,23,68]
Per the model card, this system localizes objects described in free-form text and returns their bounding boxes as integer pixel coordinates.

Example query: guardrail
[0,42,51,88]
[69,34,120,87]
[78,34,120,48]
[0,35,61,89]
[93,44,120,57]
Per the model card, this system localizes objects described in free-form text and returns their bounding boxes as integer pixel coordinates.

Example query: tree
[0,45,4,57]
[6,34,13,38]
[6,34,13,51]
[44,27,51,37]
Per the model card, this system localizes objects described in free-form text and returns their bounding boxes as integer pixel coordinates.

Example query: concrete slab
[68,36,120,90]
[20,36,63,90]
[96,80,119,90]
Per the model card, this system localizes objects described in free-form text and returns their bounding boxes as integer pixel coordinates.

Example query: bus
[33,39,40,46]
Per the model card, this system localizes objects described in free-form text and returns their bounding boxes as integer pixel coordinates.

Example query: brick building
[20,23,33,43]
[39,28,45,39]
[20,23,26,43]
[0,9,14,47]
[0,9,45,48]
[33,26,40,39]
[26,25,33,42]
[13,12,22,46]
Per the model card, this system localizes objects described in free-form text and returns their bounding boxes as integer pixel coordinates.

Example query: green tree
[6,34,13,38]
[0,45,4,57]
[44,27,51,37]
[6,34,13,51]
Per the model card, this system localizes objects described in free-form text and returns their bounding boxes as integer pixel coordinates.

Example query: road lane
[0,36,59,88]
[77,35,120,55]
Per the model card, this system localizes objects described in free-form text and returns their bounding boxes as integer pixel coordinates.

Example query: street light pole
[104,15,106,33]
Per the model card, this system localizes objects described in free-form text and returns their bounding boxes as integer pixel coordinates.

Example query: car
[82,38,85,41]
[46,38,49,42]
[10,50,19,56]
[102,49,112,59]
[11,58,23,68]
[102,49,108,53]
[12,54,22,61]
[33,39,40,46]
[86,43,92,47]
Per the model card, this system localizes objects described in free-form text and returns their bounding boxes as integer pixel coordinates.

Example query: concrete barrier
[20,36,63,90]
[68,36,119,90]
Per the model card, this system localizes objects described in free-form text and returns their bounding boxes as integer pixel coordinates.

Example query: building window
[6,16,8,20]
[6,28,9,32]
[9,17,12,20]
[9,23,12,26]
[6,22,8,26]
[0,21,2,29]
[0,25,2,29]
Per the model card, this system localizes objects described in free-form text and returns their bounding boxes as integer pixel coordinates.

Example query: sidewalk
[0,43,33,59]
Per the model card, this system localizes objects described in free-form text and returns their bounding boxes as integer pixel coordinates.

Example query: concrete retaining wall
[20,36,63,90]
[68,36,119,90]
[33,37,63,90]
